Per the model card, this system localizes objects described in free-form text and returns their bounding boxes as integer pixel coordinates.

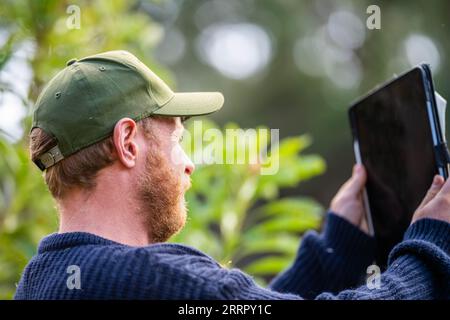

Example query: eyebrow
[181,116,191,123]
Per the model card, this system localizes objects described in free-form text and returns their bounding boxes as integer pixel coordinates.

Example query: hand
[330,164,368,233]
[412,175,450,224]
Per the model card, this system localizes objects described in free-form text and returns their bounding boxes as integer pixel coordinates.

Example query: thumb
[346,164,367,195]
[417,175,445,210]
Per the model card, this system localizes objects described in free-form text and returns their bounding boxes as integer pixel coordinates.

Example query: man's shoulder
[105,242,221,269]
[16,233,226,299]
[60,240,224,283]
[36,231,220,268]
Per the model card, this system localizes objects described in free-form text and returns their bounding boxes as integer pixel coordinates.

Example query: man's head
[29,50,223,243]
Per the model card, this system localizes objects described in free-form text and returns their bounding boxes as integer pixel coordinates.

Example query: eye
[179,135,184,142]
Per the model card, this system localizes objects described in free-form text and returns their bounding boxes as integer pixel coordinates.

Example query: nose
[185,158,195,176]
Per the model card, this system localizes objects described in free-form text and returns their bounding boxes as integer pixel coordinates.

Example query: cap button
[66,58,77,66]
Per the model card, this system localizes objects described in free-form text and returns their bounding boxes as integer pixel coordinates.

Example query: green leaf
[260,197,323,221]
[239,234,300,257]
[246,217,319,235]
[244,256,293,275]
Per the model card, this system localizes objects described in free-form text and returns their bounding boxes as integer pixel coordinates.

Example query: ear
[113,118,139,168]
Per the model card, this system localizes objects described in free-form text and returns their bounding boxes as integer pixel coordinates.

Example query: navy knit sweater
[14,212,450,300]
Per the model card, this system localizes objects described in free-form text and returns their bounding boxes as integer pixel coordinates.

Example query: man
[15,51,449,299]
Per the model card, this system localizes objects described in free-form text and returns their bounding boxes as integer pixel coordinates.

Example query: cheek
[164,143,187,174]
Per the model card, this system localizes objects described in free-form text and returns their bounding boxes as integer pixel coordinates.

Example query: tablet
[348,64,449,269]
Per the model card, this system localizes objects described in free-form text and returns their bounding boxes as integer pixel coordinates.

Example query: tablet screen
[349,68,438,268]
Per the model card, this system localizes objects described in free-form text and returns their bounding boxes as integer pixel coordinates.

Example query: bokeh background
[0,0,449,299]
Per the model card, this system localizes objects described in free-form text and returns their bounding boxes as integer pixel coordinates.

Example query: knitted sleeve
[269,212,375,298]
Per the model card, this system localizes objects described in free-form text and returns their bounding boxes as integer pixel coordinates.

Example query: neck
[57,168,152,247]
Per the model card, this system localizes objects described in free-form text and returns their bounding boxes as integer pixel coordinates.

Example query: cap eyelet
[55,92,61,99]
[99,66,106,71]
[66,58,77,66]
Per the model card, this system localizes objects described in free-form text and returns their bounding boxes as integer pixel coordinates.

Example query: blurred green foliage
[0,134,58,299]
[0,0,326,299]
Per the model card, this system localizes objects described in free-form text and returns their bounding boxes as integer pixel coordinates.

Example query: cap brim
[153,92,224,116]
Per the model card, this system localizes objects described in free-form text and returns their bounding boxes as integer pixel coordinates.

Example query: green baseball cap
[31,50,224,171]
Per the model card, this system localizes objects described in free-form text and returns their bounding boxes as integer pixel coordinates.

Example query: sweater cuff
[387,218,450,288]
[403,218,450,255]
[320,211,376,263]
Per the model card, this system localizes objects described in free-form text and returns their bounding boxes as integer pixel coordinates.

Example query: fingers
[435,174,450,197]
[417,175,445,210]
[345,164,367,195]
[329,164,368,230]
[413,175,450,224]
[334,164,367,198]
